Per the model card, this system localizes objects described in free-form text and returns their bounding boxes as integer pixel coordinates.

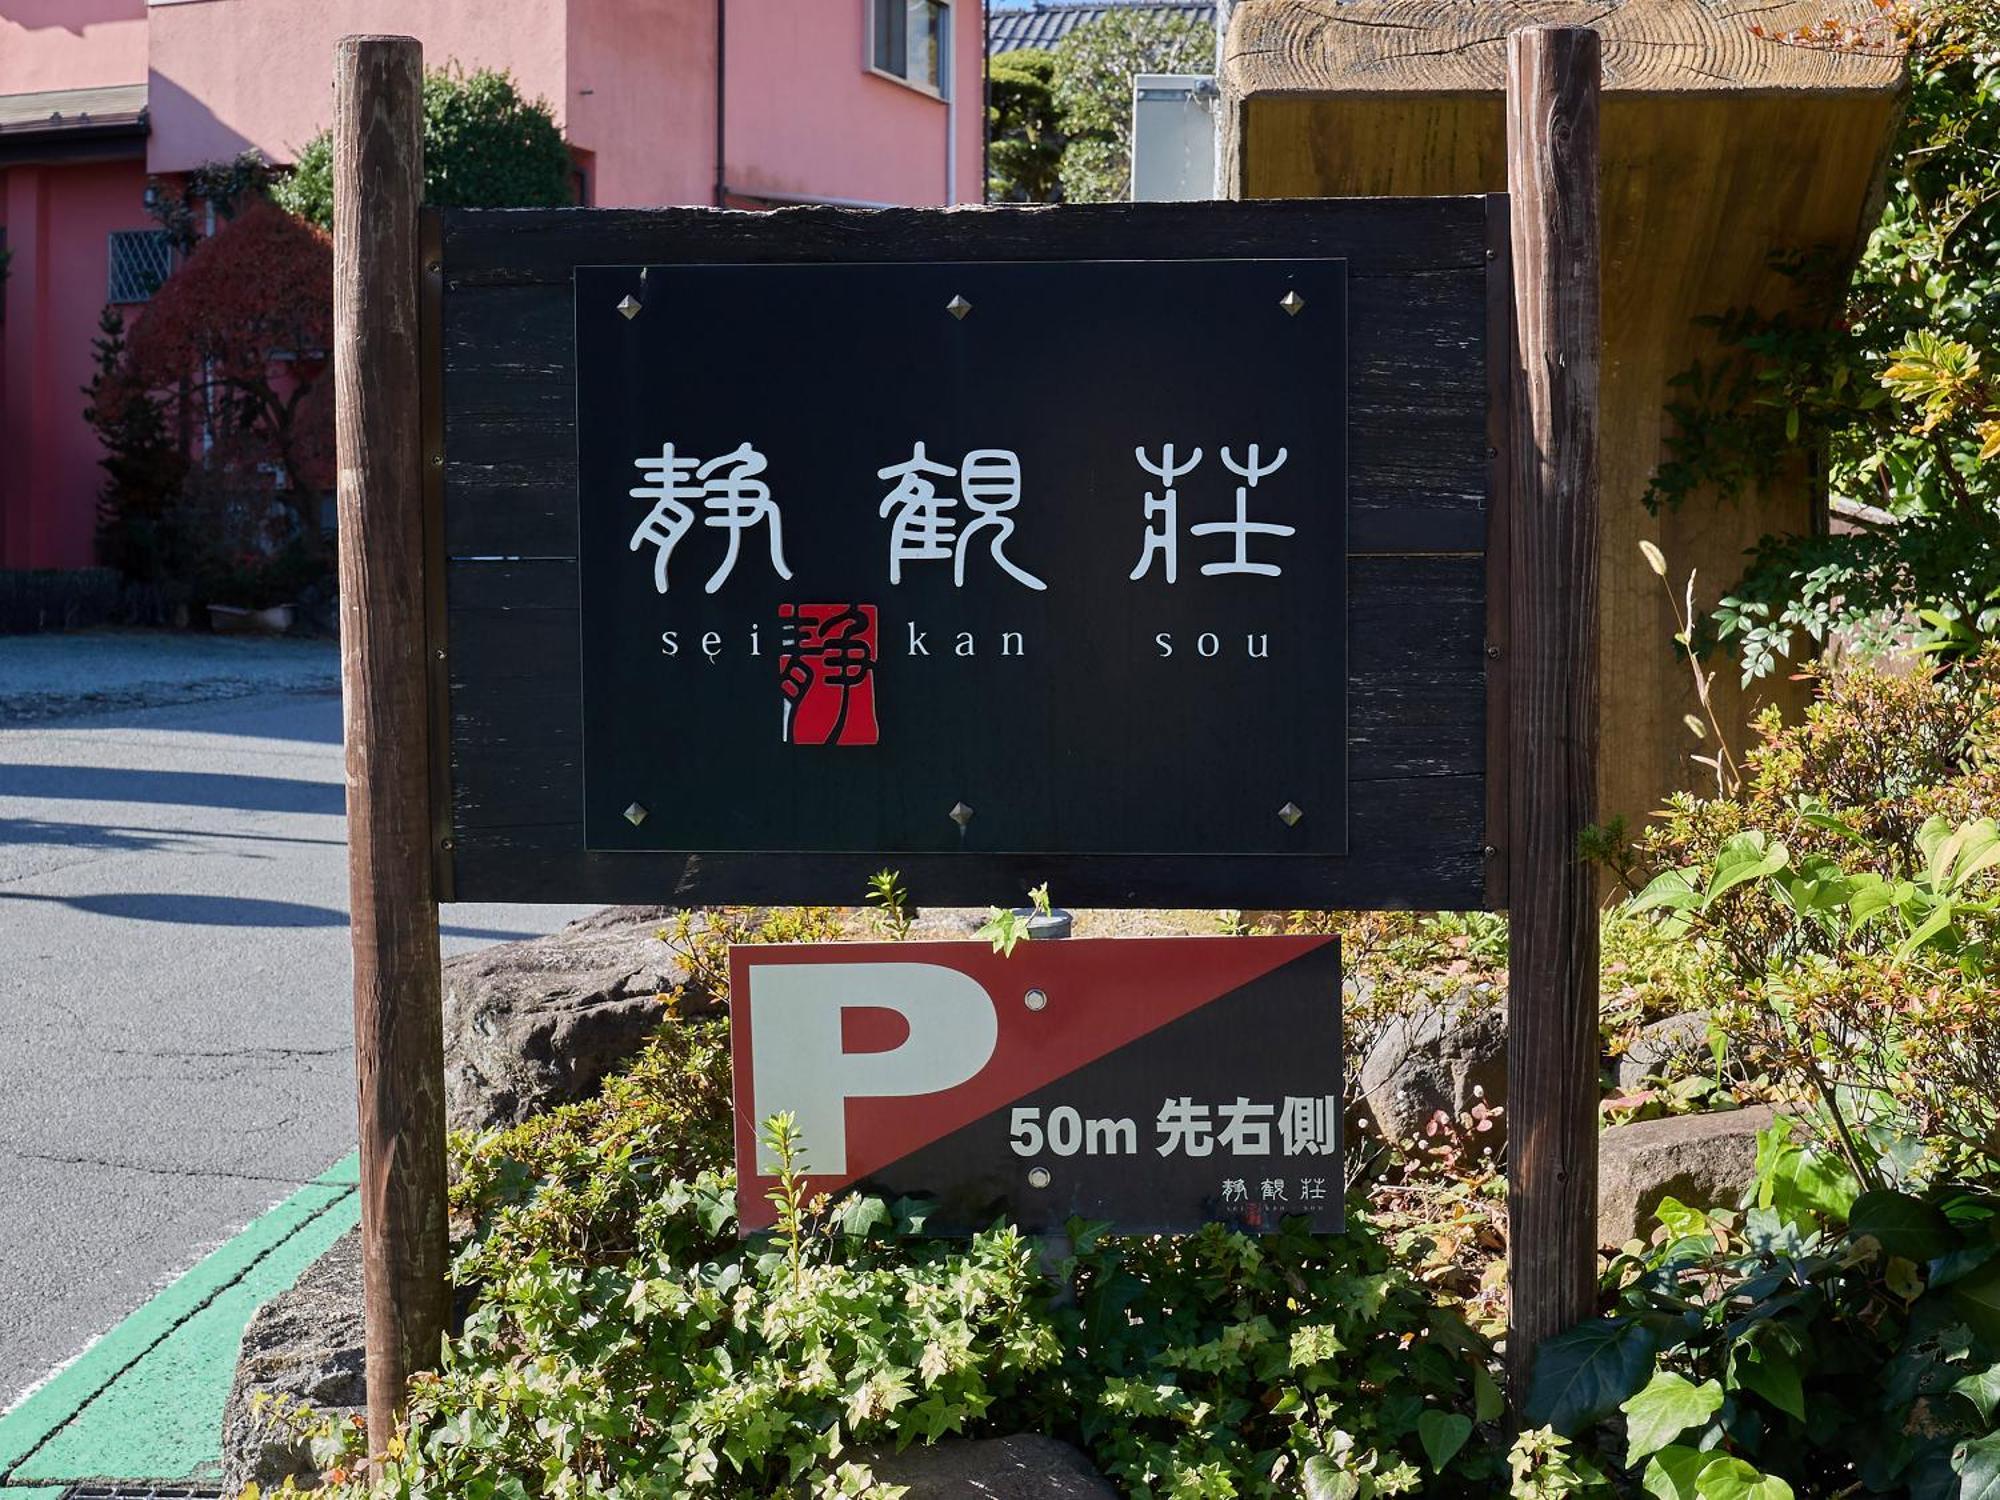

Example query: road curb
[0,1156,359,1492]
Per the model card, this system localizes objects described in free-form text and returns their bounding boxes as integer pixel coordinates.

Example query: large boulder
[1615,1011,1713,1092]
[221,1230,364,1495]
[443,906,696,1132]
[858,1435,1118,1498]
[1597,1104,1775,1247]
[1356,994,1507,1150]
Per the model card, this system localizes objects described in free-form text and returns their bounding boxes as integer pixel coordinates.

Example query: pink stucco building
[0,0,985,570]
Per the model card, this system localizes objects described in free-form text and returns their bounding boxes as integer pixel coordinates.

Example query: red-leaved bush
[117,198,334,548]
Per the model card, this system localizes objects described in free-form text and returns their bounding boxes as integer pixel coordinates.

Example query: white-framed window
[871,0,951,97]
[107,229,173,303]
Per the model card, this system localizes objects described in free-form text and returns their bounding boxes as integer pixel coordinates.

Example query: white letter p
[746,962,998,1175]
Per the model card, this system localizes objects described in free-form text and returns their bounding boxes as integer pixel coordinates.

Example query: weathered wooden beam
[333,32,447,1462]
[1504,23,1602,1390]
[1225,0,1903,99]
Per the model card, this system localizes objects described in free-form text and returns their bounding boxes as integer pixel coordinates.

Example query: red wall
[1,159,156,569]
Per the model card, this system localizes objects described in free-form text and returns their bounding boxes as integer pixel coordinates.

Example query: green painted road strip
[0,1154,359,1490]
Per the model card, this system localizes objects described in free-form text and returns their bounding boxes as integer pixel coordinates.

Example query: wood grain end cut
[1224,0,1907,101]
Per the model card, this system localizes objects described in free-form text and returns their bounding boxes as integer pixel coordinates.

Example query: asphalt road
[0,679,594,1406]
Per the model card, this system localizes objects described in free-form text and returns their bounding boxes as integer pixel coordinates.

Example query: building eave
[0,83,151,167]
[0,116,149,167]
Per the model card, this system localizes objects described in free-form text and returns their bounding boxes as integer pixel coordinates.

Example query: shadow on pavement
[45,689,347,743]
[0,817,347,852]
[1,891,349,927]
[0,889,548,944]
[0,765,345,816]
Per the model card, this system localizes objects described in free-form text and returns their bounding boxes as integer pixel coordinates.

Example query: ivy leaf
[1897,899,1957,957]
[1947,1256,2000,1347]
[1845,876,1899,931]
[1695,1455,1795,1500]
[1958,1433,2000,1500]
[837,1195,892,1241]
[1524,1318,1658,1434]
[1472,1362,1506,1424]
[1754,1119,1860,1225]
[1733,1343,1805,1423]
[1643,1444,1708,1500]
[1417,1410,1472,1473]
[1301,1455,1361,1500]
[1622,1371,1726,1465]
[1885,1255,1926,1301]
[1655,1196,1712,1243]
[1847,1190,1954,1264]
[1953,1364,2000,1423]
[976,907,1029,957]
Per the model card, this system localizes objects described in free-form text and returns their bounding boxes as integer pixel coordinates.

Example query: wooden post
[334,33,447,1459]
[1504,24,1602,1392]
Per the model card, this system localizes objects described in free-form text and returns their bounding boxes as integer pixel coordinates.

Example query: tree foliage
[85,304,189,584]
[114,199,334,558]
[273,65,572,227]
[146,150,281,255]
[1647,2,2000,679]
[1615,648,2000,1191]
[987,48,1066,202]
[1051,10,1215,203]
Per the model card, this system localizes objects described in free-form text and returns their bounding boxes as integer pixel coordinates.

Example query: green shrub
[1618,650,2000,1191]
[308,1124,1061,1498]
[1049,1217,1506,1496]
[1523,1134,2000,1498]
[274,65,572,228]
[451,1017,737,1285]
[284,1183,1503,1499]
[987,49,1065,203]
[85,305,190,587]
[1051,10,1215,203]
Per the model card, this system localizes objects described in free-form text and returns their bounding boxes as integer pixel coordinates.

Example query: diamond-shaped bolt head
[616,295,642,320]
[949,801,975,828]
[623,801,649,827]
[946,294,973,320]
[1279,290,1306,316]
[1277,801,1304,827]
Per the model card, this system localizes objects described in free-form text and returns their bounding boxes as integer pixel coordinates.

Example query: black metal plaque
[574,257,1348,858]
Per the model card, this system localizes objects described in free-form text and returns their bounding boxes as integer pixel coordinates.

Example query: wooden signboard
[432,196,1508,910]
[331,23,1597,1457]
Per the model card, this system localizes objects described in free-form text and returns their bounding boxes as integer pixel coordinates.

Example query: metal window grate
[107,228,173,303]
